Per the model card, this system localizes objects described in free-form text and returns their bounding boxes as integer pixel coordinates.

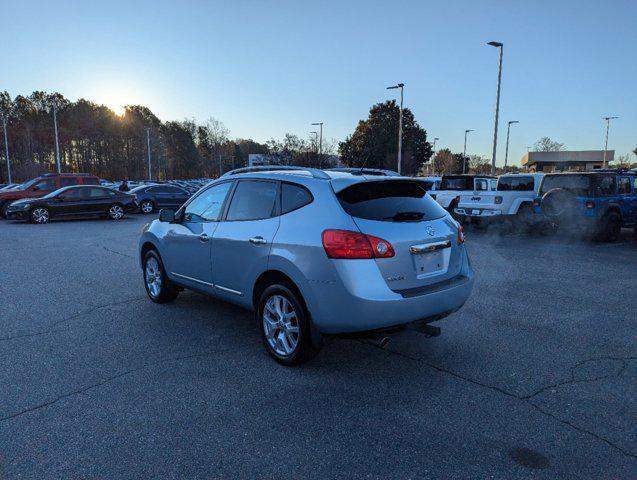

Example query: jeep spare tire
[541,188,579,220]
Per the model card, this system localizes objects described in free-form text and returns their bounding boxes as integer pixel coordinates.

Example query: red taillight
[322,230,394,259]
[457,224,466,245]
[585,200,595,209]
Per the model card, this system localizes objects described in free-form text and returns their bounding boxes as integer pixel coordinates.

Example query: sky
[3,0,636,166]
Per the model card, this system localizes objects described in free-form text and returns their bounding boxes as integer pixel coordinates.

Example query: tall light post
[144,127,152,180]
[602,116,618,168]
[387,83,404,174]
[488,41,504,175]
[463,129,474,173]
[504,120,519,169]
[311,122,323,168]
[1,114,11,183]
[431,137,439,175]
[52,104,61,173]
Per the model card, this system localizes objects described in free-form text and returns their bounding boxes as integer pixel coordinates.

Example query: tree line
[0,91,339,183]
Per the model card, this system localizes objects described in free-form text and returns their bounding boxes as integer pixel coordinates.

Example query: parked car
[327,167,400,177]
[131,184,191,213]
[431,174,497,213]
[0,183,19,192]
[415,176,441,192]
[454,173,543,227]
[139,166,474,365]
[0,173,100,218]
[534,170,637,241]
[5,185,138,224]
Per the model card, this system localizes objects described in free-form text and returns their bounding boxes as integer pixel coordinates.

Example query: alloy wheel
[263,294,300,356]
[145,257,162,298]
[141,201,153,214]
[109,205,124,220]
[32,208,49,223]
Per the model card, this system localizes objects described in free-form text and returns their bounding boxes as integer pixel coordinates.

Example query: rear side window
[498,176,535,191]
[475,179,489,191]
[61,177,79,187]
[226,180,277,221]
[281,183,312,214]
[337,180,447,222]
[618,177,630,194]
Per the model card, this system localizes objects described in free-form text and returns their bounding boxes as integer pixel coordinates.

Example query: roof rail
[221,165,331,180]
[326,167,401,177]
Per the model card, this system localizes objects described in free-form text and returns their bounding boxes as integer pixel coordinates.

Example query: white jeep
[431,175,497,212]
[454,173,544,225]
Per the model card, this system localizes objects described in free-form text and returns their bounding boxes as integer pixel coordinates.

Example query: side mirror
[158,209,175,223]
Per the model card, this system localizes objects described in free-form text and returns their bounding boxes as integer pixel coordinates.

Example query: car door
[211,180,280,301]
[50,187,86,216]
[161,181,234,292]
[617,176,636,223]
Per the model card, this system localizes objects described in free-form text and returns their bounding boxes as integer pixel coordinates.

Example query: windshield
[16,179,38,191]
[337,180,447,222]
[440,177,473,190]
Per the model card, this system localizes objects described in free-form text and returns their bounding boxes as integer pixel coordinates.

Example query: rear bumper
[455,207,502,217]
[304,247,474,334]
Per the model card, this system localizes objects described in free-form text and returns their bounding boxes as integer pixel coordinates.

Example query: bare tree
[533,137,565,152]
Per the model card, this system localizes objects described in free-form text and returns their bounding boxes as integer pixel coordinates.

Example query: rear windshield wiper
[383,211,425,222]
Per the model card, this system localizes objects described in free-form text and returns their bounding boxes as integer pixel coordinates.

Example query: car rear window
[336,180,447,222]
[498,176,535,191]
[539,174,617,197]
[440,177,473,190]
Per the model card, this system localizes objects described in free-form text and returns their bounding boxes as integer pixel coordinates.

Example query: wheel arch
[252,269,307,313]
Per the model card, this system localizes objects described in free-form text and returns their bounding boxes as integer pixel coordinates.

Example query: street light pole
[387,83,404,174]
[1,114,11,183]
[145,127,152,180]
[488,41,504,175]
[431,137,439,175]
[602,116,618,168]
[504,120,519,169]
[463,129,474,174]
[53,104,61,173]
[311,122,323,168]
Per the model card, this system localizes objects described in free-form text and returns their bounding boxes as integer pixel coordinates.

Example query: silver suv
[139,167,474,365]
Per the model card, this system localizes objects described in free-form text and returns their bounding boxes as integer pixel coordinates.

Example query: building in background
[248,154,282,167]
[521,150,613,172]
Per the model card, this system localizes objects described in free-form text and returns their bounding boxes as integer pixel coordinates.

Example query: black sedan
[130,184,191,214]
[5,186,138,224]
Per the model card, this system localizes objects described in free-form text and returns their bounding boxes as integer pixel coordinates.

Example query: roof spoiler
[221,165,330,180]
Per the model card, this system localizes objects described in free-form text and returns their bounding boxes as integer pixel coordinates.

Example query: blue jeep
[533,170,637,242]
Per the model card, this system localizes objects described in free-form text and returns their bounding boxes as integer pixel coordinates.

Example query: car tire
[30,207,50,224]
[143,250,179,303]
[108,203,125,220]
[257,283,321,366]
[595,211,621,242]
[140,200,154,214]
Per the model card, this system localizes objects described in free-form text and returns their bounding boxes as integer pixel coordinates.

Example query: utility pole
[488,41,504,175]
[311,122,323,168]
[602,116,618,168]
[145,127,152,180]
[431,137,439,175]
[387,83,404,174]
[463,129,474,174]
[53,104,61,173]
[1,114,11,183]
[504,120,519,169]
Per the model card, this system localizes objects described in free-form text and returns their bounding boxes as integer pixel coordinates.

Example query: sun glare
[108,103,126,116]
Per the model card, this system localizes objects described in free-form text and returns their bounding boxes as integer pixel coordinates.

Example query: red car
[0,173,100,217]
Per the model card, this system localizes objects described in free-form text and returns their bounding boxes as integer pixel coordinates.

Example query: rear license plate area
[412,250,445,276]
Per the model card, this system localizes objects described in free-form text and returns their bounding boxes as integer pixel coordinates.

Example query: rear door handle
[199,233,211,242]
[249,236,267,245]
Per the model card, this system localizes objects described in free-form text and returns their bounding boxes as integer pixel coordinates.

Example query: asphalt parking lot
[0,215,635,479]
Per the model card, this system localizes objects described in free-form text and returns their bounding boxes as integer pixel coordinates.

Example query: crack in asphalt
[521,355,636,400]
[0,346,254,423]
[0,296,147,342]
[361,341,637,459]
[101,245,135,259]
